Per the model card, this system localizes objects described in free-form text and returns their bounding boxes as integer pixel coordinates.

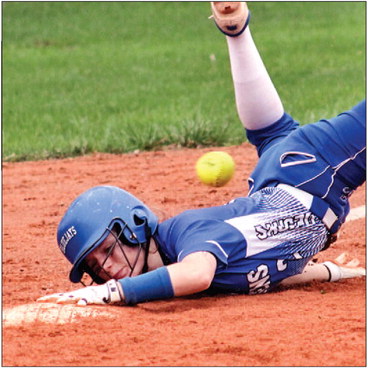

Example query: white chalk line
[3,206,366,327]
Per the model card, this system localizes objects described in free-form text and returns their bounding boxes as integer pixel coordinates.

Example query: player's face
[84,231,145,282]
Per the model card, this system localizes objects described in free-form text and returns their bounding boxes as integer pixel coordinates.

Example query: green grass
[3,2,366,161]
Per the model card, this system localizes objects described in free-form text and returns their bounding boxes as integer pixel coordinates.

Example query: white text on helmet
[59,226,77,254]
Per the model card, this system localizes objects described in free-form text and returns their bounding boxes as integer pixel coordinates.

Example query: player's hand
[37,279,123,306]
[323,252,366,281]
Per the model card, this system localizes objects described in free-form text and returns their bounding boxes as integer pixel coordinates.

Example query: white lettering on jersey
[247,264,270,294]
[226,212,277,257]
[254,212,315,240]
[225,211,316,258]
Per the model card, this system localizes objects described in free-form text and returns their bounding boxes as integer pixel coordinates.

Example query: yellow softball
[195,151,235,187]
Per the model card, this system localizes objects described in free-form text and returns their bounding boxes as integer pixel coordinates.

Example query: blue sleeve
[171,220,245,269]
[176,241,228,266]
[173,223,248,273]
[175,235,229,267]
[156,210,247,272]
[246,112,299,157]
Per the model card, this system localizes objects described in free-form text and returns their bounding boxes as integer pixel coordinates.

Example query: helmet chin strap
[141,223,154,274]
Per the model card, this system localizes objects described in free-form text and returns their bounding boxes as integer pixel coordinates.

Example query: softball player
[39,2,365,306]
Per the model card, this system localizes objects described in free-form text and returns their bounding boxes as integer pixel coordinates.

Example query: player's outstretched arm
[38,251,217,306]
[280,253,366,286]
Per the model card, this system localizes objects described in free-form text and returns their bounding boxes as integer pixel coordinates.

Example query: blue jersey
[155,187,327,294]
[154,101,366,294]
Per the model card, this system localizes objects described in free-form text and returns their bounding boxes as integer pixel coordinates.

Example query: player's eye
[105,245,113,254]
[105,240,117,253]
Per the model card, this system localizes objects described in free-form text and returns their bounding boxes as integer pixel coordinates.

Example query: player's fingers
[55,295,80,304]
[37,293,65,303]
[77,298,88,307]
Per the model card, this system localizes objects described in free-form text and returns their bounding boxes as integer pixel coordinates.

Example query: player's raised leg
[210,2,284,130]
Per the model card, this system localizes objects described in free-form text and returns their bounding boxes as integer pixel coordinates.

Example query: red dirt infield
[3,143,366,366]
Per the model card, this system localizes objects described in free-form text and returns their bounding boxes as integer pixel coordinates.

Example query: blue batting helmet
[57,185,159,283]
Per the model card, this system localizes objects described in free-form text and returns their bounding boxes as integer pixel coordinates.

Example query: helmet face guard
[57,186,158,283]
[79,223,145,286]
[80,221,149,285]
